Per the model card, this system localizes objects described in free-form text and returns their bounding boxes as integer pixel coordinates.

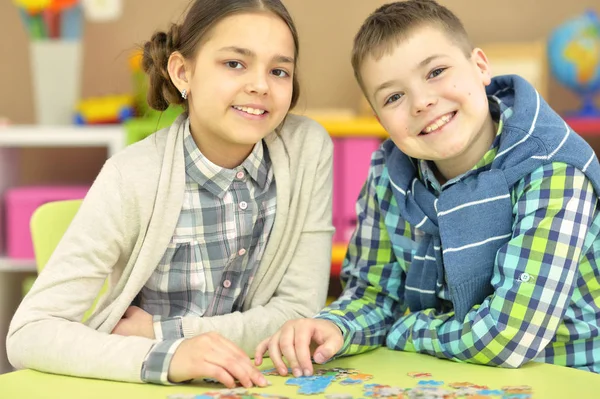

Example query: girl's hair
[142,0,300,112]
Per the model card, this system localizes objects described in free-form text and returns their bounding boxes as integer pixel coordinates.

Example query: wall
[0,0,599,182]
[2,0,599,123]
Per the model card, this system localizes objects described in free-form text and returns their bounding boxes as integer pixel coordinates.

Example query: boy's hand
[169,332,268,388]
[254,319,344,378]
[111,306,155,339]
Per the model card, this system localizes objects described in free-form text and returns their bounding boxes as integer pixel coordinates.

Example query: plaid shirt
[317,99,600,373]
[140,122,277,383]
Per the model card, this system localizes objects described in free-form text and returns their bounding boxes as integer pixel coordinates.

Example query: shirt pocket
[151,238,211,317]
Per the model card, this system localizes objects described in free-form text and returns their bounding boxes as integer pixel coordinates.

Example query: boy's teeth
[423,113,452,133]
[233,106,266,115]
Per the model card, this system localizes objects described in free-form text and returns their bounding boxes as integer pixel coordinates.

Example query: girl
[7,0,334,388]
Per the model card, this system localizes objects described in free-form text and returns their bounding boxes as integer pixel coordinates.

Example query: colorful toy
[73,94,135,125]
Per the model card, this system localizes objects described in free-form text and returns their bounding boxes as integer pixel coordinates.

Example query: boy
[255,0,600,376]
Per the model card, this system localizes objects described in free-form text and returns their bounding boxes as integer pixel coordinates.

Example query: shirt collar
[418,96,506,193]
[183,119,269,197]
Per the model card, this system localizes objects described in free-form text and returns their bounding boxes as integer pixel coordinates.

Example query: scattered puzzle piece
[502,385,533,394]
[407,372,433,378]
[286,375,335,394]
[417,380,444,386]
[168,389,290,399]
[262,367,292,376]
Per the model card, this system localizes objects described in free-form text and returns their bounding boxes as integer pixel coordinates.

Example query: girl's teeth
[234,106,265,115]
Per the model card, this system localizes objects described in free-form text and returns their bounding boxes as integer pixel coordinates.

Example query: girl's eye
[385,93,402,105]
[271,69,289,78]
[226,61,243,69]
[428,67,445,79]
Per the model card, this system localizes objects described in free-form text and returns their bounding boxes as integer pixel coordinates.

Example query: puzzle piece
[407,372,432,379]
[363,383,406,398]
[262,367,292,376]
[417,380,444,386]
[286,375,335,394]
[168,389,290,399]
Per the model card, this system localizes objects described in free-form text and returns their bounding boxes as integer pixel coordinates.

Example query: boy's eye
[385,93,402,105]
[226,61,243,69]
[271,69,289,78]
[428,67,445,79]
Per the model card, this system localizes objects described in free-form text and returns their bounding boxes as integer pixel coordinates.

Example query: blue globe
[547,10,600,116]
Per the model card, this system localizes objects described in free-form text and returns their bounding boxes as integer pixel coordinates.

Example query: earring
[181,89,188,100]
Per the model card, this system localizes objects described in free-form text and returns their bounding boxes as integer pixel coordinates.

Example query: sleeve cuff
[141,338,185,385]
[153,315,184,340]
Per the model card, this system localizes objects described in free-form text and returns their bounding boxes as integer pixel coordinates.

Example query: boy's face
[361,25,494,178]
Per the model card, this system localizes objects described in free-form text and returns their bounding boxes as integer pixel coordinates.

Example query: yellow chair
[29,199,106,322]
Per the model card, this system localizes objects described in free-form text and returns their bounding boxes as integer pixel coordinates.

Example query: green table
[1,347,598,398]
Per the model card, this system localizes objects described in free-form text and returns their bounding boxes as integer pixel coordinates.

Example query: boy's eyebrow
[373,79,399,98]
[218,46,295,64]
[417,54,445,69]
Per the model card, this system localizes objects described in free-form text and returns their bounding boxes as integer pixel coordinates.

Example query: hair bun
[142,24,184,111]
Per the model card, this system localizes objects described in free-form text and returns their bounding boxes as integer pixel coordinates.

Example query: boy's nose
[410,94,437,115]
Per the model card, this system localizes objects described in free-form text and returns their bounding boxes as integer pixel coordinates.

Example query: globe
[548,9,600,117]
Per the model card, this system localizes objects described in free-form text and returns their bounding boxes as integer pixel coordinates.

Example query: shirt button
[239,201,248,210]
[223,280,232,288]
[238,248,246,256]
[519,273,531,282]
[236,171,245,180]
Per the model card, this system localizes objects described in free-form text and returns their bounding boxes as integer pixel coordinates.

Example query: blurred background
[0,0,599,374]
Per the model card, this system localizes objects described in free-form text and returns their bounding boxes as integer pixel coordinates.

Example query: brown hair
[351,0,473,93]
[142,0,300,112]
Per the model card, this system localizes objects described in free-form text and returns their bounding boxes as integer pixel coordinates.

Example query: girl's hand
[111,306,155,339]
[254,319,344,378]
[168,332,269,388]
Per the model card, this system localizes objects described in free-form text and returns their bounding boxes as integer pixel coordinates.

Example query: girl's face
[183,12,295,167]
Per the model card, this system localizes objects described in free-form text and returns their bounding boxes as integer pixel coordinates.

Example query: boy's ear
[471,48,492,86]
[167,51,191,93]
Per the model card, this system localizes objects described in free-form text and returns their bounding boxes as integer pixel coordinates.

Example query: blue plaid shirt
[317,96,600,373]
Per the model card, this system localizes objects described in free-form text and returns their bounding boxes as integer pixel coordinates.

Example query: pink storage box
[4,186,89,259]
[333,138,381,243]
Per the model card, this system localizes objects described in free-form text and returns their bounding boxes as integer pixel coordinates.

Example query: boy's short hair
[352,0,473,94]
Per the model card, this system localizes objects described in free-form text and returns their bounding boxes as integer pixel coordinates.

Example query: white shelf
[0,257,36,273]
[0,125,125,156]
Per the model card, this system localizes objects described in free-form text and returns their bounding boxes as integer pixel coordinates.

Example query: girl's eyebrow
[217,46,294,64]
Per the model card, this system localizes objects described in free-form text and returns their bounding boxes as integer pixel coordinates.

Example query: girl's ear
[167,51,191,94]
[471,48,492,86]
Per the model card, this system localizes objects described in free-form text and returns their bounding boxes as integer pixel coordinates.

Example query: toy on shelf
[13,0,83,40]
[73,94,135,125]
[548,9,600,118]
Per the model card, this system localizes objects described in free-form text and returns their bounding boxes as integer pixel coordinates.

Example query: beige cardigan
[7,114,334,383]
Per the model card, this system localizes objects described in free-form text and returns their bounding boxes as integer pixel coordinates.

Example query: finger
[209,353,266,388]
[312,339,339,364]
[279,326,302,377]
[202,362,237,389]
[267,333,288,376]
[254,338,270,366]
[312,322,343,364]
[293,325,314,376]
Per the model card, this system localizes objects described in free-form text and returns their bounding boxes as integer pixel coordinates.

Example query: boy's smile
[361,24,496,181]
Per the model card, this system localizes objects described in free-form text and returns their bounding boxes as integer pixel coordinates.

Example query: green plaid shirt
[317,100,600,373]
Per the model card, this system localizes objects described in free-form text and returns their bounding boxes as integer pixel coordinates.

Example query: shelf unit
[0,124,126,374]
